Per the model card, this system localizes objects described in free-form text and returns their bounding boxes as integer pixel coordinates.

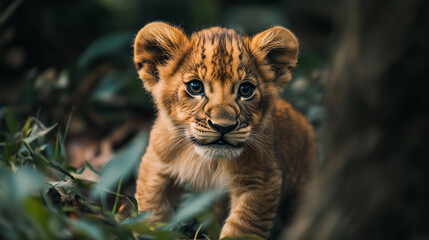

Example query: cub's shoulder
[273,99,301,121]
[272,99,314,137]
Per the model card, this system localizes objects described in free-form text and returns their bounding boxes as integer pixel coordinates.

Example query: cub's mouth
[190,135,246,159]
[190,137,244,148]
[188,121,251,159]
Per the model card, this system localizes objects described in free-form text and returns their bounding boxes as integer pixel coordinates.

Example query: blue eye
[186,79,204,95]
[239,83,255,98]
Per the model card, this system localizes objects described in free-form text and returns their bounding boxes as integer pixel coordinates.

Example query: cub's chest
[165,151,231,191]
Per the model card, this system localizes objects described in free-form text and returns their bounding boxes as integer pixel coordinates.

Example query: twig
[194,224,203,240]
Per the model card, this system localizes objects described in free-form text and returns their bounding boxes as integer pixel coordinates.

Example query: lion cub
[133,22,316,239]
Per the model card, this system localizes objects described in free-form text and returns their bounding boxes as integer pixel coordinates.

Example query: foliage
[0,107,261,240]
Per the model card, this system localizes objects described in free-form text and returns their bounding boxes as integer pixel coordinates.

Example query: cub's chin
[193,144,244,160]
[189,132,248,159]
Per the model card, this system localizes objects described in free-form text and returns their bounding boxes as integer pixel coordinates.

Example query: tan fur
[133,22,317,239]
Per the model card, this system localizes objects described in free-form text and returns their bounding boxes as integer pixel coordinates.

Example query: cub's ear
[249,26,298,91]
[134,22,188,91]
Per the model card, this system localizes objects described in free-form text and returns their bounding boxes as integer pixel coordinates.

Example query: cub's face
[134,23,298,160]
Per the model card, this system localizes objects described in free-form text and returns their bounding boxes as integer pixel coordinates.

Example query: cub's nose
[208,120,238,134]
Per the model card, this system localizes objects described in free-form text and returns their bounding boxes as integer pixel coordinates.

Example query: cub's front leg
[221,168,282,239]
[135,151,180,222]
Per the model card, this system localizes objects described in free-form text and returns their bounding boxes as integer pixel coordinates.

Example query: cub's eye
[238,83,255,98]
[186,79,204,95]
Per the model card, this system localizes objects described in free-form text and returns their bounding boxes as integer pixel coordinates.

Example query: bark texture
[283,0,429,239]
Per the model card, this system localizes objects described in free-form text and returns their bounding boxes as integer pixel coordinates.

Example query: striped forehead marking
[191,28,248,85]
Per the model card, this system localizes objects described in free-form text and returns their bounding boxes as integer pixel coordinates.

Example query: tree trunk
[283,0,429,239]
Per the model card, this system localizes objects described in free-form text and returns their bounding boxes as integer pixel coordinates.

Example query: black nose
[208,120,238,134]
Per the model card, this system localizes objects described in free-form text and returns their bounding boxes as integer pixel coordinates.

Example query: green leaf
[91,132,148,198]
[90,71,125,101]
[5,107,18,132]
[23,141,74,179]
[76,166,86,174]
[85,160,100,176]
[53,129,60,162]
[125,195,138,212]
[9,167,44,202]
[122,222,186,239]
[31,117,47,129]
[77,32,133,69]
[44,161,75,179]
[112,176,123,215]
[62,107,74,146]
[197,211,221,240]
[121,212,150,225]
[164,189,224,230]
[23,123,58,144]
[22,117,33,134]
[24,198,53,240]
[2,140,21,165]
[67,219,105,240]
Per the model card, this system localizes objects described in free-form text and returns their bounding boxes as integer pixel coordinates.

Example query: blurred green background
[0,0,332,239]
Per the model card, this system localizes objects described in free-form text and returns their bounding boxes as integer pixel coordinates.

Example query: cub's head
[134,22,298,160]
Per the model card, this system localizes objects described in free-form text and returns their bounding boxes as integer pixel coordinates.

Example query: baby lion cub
[133,22,316,239]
